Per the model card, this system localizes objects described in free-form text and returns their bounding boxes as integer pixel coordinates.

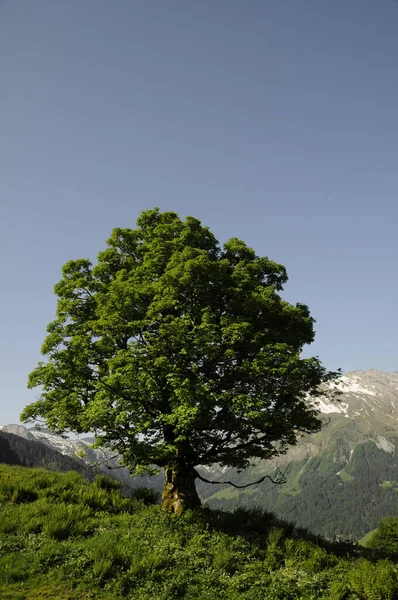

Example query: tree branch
[85,452,125,469]
[200,432,272,463]
[194,463,291,488]
[82,287,96,301]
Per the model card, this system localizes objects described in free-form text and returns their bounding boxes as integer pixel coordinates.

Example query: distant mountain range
[0,424,158,494]
[2,370,398,540]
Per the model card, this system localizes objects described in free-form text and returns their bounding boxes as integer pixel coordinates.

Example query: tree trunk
[162,462,201,513]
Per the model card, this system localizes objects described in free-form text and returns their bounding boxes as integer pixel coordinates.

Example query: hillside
[0,429,94,481]
[3,370,398,540]
[1,464,398,600]
[202,370,398,539]
[0,426,161,495]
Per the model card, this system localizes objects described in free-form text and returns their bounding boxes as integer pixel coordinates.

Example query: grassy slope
[359,529,377,547]
[1,465,398,600]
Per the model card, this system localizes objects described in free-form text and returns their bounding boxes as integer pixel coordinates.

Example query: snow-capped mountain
[0,424,153,492]
[0,424,99,462]
[316,370,398,421]
[0,426,94,481]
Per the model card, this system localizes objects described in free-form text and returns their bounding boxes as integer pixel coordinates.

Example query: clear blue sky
[1,0,397,425]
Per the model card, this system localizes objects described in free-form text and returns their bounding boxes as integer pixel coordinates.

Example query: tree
[22,208,338,513]
[366,517,398,554]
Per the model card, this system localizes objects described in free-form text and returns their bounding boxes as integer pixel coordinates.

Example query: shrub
[131,487,161,505]
[94,474,122,491]
[348,559,398,600]
[42,504,93,540]
[0,483,38,504]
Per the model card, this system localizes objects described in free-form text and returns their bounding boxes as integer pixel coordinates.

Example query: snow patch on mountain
[0,424,100,462]
[374,436,395,454]
[313,372,398,418]
[32,430,88,457]
[314,398,347,414]
[329,375,378,397]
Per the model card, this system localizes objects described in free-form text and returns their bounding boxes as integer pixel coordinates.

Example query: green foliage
[130,487,161,505]
[42,504,93,539]
[348,559,398,600]
[21,208,338,506]
[367,518,398,555]
[0,484,38,505]
[1,465,398,599]
[93,474,122,491]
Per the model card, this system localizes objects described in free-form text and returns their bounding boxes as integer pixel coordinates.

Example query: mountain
[0,427,93,480]
[0,425,159,493]
[2,369,398,540]
[203,370,398,540]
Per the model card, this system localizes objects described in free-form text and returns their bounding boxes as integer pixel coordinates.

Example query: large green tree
[22,209,338,512]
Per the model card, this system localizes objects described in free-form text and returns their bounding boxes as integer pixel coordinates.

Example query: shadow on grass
[198,505,398,563]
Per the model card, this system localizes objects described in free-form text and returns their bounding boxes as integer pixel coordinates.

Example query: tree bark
[161,462,201,513]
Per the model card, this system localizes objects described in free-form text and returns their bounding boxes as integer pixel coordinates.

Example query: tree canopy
[22,208,338,511]
[366,517,398,554]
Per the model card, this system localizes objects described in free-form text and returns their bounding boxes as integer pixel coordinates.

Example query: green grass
[204,486,257,502]
[380,481,394,489]
[1,464,398,599]
[359,529,377,547]
[337,470,354,482]
[279,482,302,496]
[280,487,302,496]
[204,486,241,501]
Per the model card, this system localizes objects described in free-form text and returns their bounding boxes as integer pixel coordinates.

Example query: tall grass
[0,464,397,599]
